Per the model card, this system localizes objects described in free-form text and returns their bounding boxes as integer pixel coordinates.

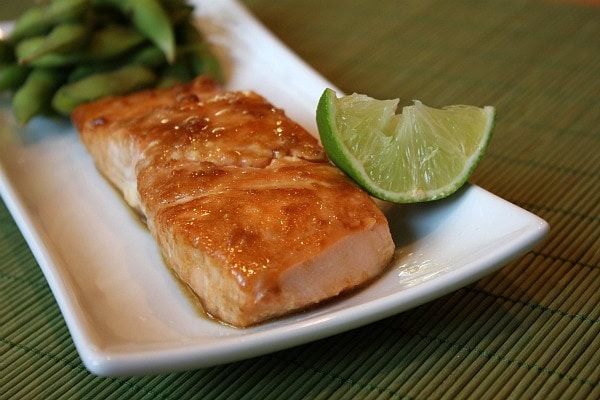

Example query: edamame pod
[67,45,166,82]
[93,0,175,63]
[0,64,30,91]
[82,25,146,61]
[24,51,82,68]
[15,37,46,64]
[188,44,223,83]
[129,0,176,63]
[6,0,222,124]
[157,61,194,88]
[12,68,65,125]
[47,0,89,22]
[27,25,145,68]
[126,45,167,68]
[0,40,15,63]
[9,8,52,43]
[162,0,194,26]
[177,21,223,82]
[9,0,89,42]
[52,64,157,114]
[17,23,89,65]
[67,63,115,83]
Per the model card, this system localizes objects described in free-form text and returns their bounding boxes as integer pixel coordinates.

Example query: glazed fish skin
[72,77,395,327]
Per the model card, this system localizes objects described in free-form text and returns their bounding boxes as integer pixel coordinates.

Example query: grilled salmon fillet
[72,76,395,327]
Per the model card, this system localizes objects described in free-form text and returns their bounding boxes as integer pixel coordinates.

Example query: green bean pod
[17,23,89,65]
[0,64,30,91]
[12,68,66,125]
[52,64,157,114]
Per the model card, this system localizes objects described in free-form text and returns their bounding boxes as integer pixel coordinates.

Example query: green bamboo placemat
[1,0,599,398]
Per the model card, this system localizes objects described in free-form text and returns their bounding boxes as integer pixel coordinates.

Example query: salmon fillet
[72,76,395,327]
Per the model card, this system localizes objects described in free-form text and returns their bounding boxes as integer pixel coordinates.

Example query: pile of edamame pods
[0,0,222,125]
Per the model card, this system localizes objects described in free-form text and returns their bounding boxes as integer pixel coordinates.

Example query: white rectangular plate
[0,0,548,376]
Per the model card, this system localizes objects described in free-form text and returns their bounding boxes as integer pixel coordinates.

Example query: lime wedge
[316,88,495,203]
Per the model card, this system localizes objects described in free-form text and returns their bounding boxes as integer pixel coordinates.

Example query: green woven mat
[1,0,599,399]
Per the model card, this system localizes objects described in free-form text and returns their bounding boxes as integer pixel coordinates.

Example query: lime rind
[316,88,495,203]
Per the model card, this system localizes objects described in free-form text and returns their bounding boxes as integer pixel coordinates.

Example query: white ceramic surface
[0,0,548,376]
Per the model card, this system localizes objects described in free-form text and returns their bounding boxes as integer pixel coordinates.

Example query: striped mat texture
[1,0,599,398]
